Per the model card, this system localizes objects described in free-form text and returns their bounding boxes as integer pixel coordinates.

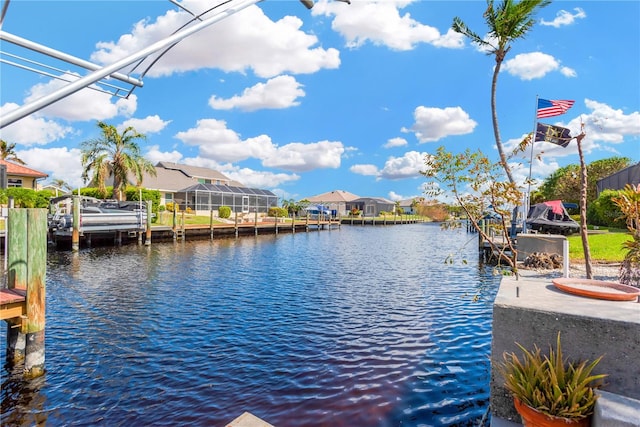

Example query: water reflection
[2,224,500,426]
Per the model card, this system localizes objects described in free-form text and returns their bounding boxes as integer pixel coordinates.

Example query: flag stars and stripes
[537,99,575,119]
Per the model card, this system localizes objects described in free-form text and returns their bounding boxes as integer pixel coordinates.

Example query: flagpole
[524,95,540,233]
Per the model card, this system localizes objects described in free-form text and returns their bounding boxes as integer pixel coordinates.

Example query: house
[305,190,360,216]
[0,159,48,190]
[346,197,395,217]
[398,197,426,215]
[596,162,640,196]
[139,162,277,216]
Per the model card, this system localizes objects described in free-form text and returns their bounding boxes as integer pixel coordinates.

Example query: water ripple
[1,224,500,426]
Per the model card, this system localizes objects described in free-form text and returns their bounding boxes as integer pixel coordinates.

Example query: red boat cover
[543,200,565,215]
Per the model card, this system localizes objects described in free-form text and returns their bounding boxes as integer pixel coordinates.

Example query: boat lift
[0,0,349,129]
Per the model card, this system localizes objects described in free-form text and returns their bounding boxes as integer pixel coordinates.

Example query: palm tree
[0,139,26,165]
[51,178,72,192]
[80,121,156,201]
[452,0,551,184]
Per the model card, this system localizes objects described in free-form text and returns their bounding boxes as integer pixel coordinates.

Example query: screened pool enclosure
[174,183,279,215]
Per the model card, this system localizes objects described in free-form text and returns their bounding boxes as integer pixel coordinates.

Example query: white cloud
[312,0,464,50]
[262,140,344,172]
[176,119,272,163]
[540,7,586,28]
[91,3,340,79]
[502,52,560,80]
[175,119,344,172]
[378,150,428,180]
[352,151,428,180]
[560,66,577,78]
[222,166,300,189]
[0,103,74,146]
[209,75,305,111]
[387,191,404,201]
[24,74,137,121]
[402,106,477,143]
[119,115,171,134]
[350,164,378,175]
[145,145,184,164]
[384,137,408,148]
[18,147,84,188]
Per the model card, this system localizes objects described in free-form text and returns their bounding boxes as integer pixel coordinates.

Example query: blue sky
[1,0,638,202]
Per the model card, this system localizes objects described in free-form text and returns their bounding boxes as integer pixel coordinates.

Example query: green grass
[567,231,631,262]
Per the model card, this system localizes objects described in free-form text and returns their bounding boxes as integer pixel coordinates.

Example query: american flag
[537,99,575,119]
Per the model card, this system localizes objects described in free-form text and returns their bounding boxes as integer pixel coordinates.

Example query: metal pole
[0,0,261,128]
[0,31,144,87]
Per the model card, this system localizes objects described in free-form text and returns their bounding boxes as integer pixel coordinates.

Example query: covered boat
[526,200,579,235]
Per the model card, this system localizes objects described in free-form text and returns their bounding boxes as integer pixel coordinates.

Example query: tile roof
[306,190,360,202]
[0,159,48,178]
[156,162,231,182]
[136,162,240,192]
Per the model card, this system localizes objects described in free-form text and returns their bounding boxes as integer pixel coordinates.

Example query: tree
[0,139,26,165]
[51,178,72,192]
[452,0,551,184]
[423,146,521,275]
[537,157,631,204]
[574,130,593,279]
[80,121,156,201]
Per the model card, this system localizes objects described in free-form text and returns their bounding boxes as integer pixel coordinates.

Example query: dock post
[292,213,295,234]
[210,209,214,240]
[72,195,80,251]
[6,208,27,364]
[254,210,258,236]
[6,209,47,377]
[172,208,177,240]
[275,212,278,235]
[24,209,47,378]
[305,213,309,232]
[145,201,152,246]
[234,212,239,238]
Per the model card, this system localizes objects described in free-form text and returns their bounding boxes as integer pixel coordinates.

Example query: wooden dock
[47,218,341,249]
[0,288,26,321]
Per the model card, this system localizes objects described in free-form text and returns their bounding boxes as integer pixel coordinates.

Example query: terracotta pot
[514,398,591,427]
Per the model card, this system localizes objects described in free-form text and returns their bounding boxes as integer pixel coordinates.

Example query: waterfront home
[0,159,48,190]
[138,162,277,216]
[305,190,359,217]
[346,197,395,217]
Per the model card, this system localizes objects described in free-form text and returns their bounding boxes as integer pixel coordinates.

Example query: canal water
[1,223,502,426]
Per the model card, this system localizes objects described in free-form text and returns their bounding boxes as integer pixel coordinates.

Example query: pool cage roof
[177,183,277,197]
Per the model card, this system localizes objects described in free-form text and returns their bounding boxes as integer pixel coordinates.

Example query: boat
[48,195,147,235]
[526,200,579,235]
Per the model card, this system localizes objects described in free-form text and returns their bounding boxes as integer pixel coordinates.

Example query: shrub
[588,190,625,228]
[269,207,288,217]
[219,206,231,219]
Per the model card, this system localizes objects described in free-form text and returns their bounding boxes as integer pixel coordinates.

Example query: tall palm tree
[81,121,156,201]
[51,178,72,192]
[0,139,26,165]
[452,0,551,184]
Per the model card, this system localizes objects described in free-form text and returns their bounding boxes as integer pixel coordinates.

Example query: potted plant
[499,332,607,426]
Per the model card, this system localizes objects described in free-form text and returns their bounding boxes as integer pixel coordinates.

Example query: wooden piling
[254,210,258,236]
[145,201,152,246]
[24,209,47,378]
[72,195,80,251]
[5,209,47,377]
[210,209,214,240]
